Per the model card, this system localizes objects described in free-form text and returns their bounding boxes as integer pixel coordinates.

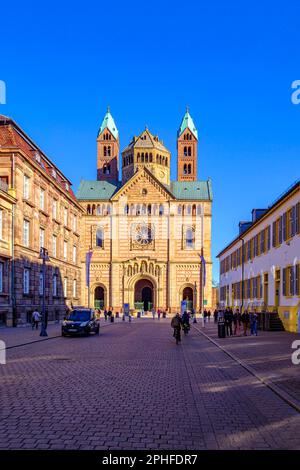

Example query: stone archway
[134,279,154,311]
[94,285,105,309]
[180,284,195,311]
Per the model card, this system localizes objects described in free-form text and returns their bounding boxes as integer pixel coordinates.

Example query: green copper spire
[98,107,119,139]
[178,108,198,140]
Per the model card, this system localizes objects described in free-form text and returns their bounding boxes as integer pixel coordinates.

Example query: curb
[193,325,300,415]
[2,319,124,351]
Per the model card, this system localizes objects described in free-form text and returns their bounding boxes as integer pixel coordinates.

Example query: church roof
[76,177,212,201]
[76,179,121,200]
[122,128,169,153]
[177,108,198,140]
[169,180,212,200]
[98,107,118,139]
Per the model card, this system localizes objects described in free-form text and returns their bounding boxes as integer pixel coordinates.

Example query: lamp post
[39,247,50,337]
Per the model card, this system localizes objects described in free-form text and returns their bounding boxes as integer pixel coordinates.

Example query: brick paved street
[1,320,300,450]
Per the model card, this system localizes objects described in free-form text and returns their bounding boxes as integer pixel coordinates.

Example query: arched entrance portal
[94,286,104,309]
[182,286,193,311]
[134,279,154,311]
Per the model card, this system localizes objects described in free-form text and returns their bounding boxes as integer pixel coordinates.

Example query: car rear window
[68,311,91,322]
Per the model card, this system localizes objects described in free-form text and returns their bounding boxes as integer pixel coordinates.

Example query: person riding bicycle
[171,313,182,345]
[181,310,190,335]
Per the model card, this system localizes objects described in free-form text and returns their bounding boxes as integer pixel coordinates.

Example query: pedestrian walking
[232,309,240,335]
[31,309,41,330]
[152,308,155,319]
[214,309,218,323]
[171,313,182,345]
[224,308,233,336]
[157,309,161,320]
[250,312,258,336]
[241,310,250,336]
[208,310,211,322]
[203,309,208,323]
[104,309,108,322]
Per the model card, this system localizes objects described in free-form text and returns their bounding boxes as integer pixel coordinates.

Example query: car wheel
[62,331,66,337]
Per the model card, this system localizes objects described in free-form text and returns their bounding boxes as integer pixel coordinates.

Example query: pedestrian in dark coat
[241,311,250,336]
[224,308,233,336]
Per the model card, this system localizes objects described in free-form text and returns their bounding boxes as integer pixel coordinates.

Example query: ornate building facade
[0,115,83,326]
[78,109,213,313]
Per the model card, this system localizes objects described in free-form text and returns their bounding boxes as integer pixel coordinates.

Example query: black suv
[62,309,99,337]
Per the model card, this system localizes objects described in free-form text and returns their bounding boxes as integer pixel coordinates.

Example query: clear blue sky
[1,0,300,281]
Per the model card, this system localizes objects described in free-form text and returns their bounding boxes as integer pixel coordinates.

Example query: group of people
[214,308,258,336]
[171,311,191,345]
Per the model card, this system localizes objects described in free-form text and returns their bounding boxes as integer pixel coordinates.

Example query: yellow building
[77,109,213,314]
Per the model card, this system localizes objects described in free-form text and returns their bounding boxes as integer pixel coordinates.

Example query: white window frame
[73,245,77,263]
[40,188,45,211]
[23,174,30,199]
[23,268,30,294]
[64,207,68,227]
[64,277,68,298]
[23,219,30,247]
[73,279,77,298]
[52,199,57,220]
[39,228,45,250]
[52,235,57,257]
[53,274,57,297]
[63,240,68,260]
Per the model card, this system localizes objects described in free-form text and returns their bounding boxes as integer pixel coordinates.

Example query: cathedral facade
[77,109,213,314]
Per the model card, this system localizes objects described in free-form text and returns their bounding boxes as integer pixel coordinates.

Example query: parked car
[62,309,99,337]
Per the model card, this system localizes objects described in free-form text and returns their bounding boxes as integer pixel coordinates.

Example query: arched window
[197,205,202,216]
[186,205,192,215]
[147,204,152,215]
[159,204,164,216]
[156,154,159,163]
[104,146,107,156]
[106,205,111,215]
[177,205,182,215]
[145,153,148,162]
[184,146,187,157]
[96,227,104,248]
[188,147,192,157]
[92,204,96,215]
[142,204,147,215]
[185,227,194,249]
[96,205,102,215]
[159,155,162,164]
[107,146,111,157]
[87,204,91,215]
[192,204,196,216]
[188,164,191,174]
[165,157,168,166]
[137,153,140,162]
[124,204,129,215]
[136,205,141,215]
[183,164,187,175]
[149,153,153,162]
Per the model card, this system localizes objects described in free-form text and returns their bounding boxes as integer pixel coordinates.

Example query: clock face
[134,223,153,245]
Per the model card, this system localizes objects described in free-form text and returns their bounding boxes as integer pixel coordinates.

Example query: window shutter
[272,222,276,247]
[279,217,283,244]
[268,225,271,250]
[282,268,286,296]
[296,265,300,296]
[296,203,300,235]
[283,213,287,242]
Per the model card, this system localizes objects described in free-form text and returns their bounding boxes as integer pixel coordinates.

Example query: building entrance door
[134,279,154,311]
[94,286,104,310]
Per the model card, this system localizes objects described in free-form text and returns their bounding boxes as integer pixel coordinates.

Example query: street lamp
[39,247,50,337]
